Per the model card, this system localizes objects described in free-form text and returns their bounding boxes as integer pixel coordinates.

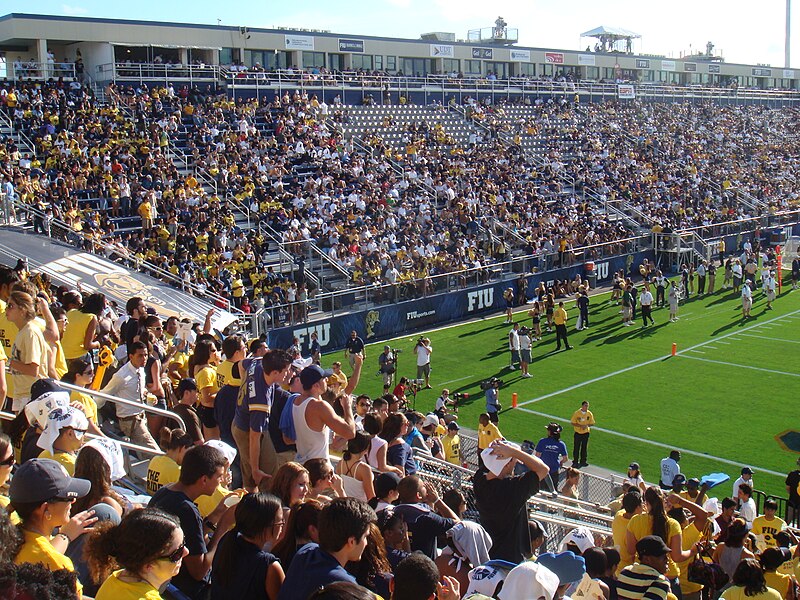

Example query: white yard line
[517,308,800,408]
[679,355,800,378]
[740,333,800,345]
[515,406,787,478]
[687,350,706,354]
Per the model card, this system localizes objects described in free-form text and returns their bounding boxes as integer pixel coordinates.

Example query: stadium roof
[581,26,641,40]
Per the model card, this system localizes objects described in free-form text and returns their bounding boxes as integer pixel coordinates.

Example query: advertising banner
[510,49,531,62]
[285,35,314,50]
[338,38,364,53]
[430,44,454,58]
[268,251,653,353]
[578,54,596,66]
[617,84,635,99]
[545,52,565,64]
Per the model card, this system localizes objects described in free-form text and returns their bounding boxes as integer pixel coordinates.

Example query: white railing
[10,61,76,80]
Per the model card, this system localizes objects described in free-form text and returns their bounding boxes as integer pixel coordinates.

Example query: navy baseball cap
[300,365,334,389]
[10,458,91,504]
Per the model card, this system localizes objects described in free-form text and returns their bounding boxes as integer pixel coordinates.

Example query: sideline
[516,308,800,408]
[679,354,800,378]
[740,333,800,345]
[515,406,788,478]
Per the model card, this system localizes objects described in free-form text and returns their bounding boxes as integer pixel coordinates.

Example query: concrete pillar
[36,38,49,77]
[179,48,189,65]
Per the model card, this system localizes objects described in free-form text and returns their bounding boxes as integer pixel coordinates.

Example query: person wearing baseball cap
[10,458,96,596]
[618,536,673,600]
[443,422,461,466]
[733,467,754,503]
[292,364,357,463]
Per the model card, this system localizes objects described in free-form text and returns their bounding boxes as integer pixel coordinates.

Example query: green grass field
[333,274,800,499]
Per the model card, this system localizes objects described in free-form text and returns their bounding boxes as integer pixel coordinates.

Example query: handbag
[687,546,729,590]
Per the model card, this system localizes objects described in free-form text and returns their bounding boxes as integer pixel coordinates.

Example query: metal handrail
[9,61,77,80]
[0,410,165,458]
[54,380,186,431]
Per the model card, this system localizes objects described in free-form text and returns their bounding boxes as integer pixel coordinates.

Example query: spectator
[270,461,310,516]
[368,472,401,513]
[293,363,358,464]
[6,290,50,412]
[721,558,782,600]
[232,350,294,490]
[9,458,96,597]
[617,536,675,600]
[36,405,89,475]
[497,560,559,600]
[751,498,787,549]
[278,497,376,600]
[380,413,417,476]
[306,458,346,503]
[61,357,102,436]
[393,475,460,559]
[272,499,324,571]
[390,553,460,600]
[100,341,160,452]
[442,422,461,466]
[211,492,286,600]
[659,451,681,490]
[335,432,375,502]
[71,445,127,517]
[0,432,15,516]
[146,427,194,495]
[172,378,204,444]
[477,413,502,468]
[715,497,738,543]
[86,507,187,600]
[612,489,643,574]
[738,484,757,529]
[149,444,237,598]
[733,467,754,503]
[760,547,796,598]
[346,521,393,598]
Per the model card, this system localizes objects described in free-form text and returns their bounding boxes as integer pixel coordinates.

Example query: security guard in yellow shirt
[570,401,595,468]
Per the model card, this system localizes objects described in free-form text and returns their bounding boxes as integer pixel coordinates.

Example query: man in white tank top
[293,362,359,463]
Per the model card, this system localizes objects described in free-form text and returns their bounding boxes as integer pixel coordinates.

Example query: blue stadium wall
[268,249,654,354]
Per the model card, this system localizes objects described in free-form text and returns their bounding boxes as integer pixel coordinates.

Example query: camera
[392,348,402,354]
[452,392,468,401]
[480,377,503,391]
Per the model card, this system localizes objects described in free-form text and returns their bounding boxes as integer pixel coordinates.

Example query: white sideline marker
[679,355,800,378]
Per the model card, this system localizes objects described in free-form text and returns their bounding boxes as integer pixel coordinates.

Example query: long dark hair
[214,493,282,587]
[342,432,370,462]
[272,499,323,568]
[346,522,391,591]
[72,446,125,514]
[62,356,93,385]
[379,413,406,442]
[644,486,668,543]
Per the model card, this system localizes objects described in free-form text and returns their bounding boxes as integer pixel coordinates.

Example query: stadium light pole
[787,0,792,68]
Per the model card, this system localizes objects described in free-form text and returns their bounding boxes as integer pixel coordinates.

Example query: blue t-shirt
[534,437,568,476]
[386,442,417,475]
[485,388,500,413]
[233,358,290,433]
[277,543,355,600]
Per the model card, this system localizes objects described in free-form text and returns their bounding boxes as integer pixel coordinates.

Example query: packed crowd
[1,257,800,600]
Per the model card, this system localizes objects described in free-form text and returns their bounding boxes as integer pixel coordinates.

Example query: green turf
[331,275,800,498]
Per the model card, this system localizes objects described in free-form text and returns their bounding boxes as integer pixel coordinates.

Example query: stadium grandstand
[1,10,800,600]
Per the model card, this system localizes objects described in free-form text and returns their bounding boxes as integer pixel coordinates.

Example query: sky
[20,0,800,67]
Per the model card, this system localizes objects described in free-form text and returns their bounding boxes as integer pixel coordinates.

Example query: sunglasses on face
[159,541,186,563]
[47,496,76,504]
[0,454,14,467]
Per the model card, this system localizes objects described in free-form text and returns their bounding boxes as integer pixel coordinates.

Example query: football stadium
[1,6,800,599]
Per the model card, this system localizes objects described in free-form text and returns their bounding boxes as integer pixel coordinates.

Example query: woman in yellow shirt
[190,339,220,440]
[0,432,15,517]
[722,559,783,600]
[627,487,698,594]
[62,357,103,436]
[10,458,96,598]
[61,293,99,362]
[87,507,187,600]
[146,428,193,496]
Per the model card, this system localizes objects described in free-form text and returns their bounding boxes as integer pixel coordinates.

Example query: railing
[222,69,800,102]
[9,61,77,80]
[96,62,221,84]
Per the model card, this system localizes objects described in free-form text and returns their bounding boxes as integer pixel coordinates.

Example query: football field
[341,274,800,498]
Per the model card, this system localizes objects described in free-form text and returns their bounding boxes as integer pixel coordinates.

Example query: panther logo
[365,310,380,338]
[94,272,179,318]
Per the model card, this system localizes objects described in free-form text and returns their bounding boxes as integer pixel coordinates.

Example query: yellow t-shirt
[442,434,460,465]
[612,510,635,572]
[627,513,682,577]
[763,572,792,598]
[571,409,595,434]
[38,450,77,475]
[53,341,68,379]
[71,390,98,424]
[195,484,226,518]
[96,570,163,600]
[10,321,50,400]
[721,586,782,600]
[216,360,242,389]
[62,309,94,360]
[146,455,181,495]
[195,365,219,407]
[478,422,502,449]
[677,523,703,594]
[752,516,787,548]
[15,529,82,596]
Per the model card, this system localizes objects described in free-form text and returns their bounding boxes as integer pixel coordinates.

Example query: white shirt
[100,361,146,418]
[639,290,654,306]
[508,329,520,351]
[739,498,757,528]
[733,476,752,500]
[660,457,680,487]
[415,344,432,367]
